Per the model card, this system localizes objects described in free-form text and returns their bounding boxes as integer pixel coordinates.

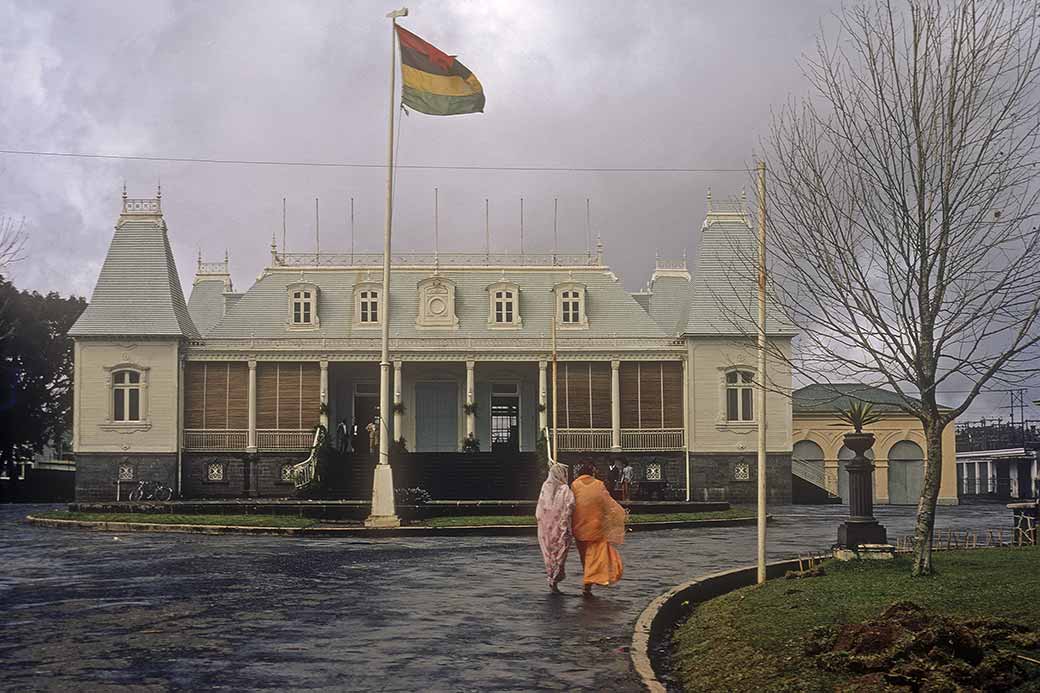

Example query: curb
[630,556,813,692]
[25,514,765,538]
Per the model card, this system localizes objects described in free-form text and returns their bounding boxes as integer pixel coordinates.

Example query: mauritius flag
[395,25,485,116]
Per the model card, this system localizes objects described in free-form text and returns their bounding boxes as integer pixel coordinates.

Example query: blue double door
[414,382,459,452]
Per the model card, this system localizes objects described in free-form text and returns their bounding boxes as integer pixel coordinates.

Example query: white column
[246,360,257,453]
[465,360,476,437]
[319,360,329,429]
[393,361,403,442]
[975,460,982,495]
[538,360,548,434]
[610,360,621,450]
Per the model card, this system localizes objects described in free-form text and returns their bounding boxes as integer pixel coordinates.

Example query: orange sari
[570,474,626,586]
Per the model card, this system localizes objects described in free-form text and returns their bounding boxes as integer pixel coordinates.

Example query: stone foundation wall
[181,453,302,499]
[74,453,178,502]
[557,451,793,504]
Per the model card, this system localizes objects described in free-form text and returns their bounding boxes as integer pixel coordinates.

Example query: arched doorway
[888,440,925,505]
[838,445,875,503]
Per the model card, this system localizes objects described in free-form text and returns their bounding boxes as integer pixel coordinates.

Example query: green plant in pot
[836,401,884,452]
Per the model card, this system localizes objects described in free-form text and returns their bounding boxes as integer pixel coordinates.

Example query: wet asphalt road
[0,502,1014,692]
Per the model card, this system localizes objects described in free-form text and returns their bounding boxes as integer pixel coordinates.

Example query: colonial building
[70,190,795,502]
[792,384,959,505]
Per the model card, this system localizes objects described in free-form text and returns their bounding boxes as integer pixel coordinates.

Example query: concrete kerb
[25,514,767,538]
[630,556,814,692]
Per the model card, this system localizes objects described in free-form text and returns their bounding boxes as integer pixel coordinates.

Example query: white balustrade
[256,429,314,451]
[620,428,685,450]
[183,429,248,451]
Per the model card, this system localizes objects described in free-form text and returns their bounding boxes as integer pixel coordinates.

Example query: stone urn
[837,431,888,548]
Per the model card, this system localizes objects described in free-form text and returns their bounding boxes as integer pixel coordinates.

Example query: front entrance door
[491,383,520,453]
[353,385,379,454]
[415,382,458,452]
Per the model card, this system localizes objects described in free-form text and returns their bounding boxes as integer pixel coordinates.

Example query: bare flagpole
[366,6,408,529]
[756,160,768,583]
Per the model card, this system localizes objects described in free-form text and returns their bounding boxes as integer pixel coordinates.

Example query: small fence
[256,429,313,451]
[183,429,248,451]
[894,519,1037,552]
[555,428,685,451]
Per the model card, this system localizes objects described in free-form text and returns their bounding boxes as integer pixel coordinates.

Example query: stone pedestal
[837,432,887,548]
[365,463,400,528]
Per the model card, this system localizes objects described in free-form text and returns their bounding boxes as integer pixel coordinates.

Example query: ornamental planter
[837,431,888,548]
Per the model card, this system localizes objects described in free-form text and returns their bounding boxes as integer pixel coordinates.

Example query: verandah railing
[183,429,313,451]
[555,428,685,451]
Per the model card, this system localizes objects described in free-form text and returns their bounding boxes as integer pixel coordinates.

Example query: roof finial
[157,179,162,200]
[706,187,712,212]
[122,181,127,201]
[224,248,229,269]
[595,234,604,264]
[197,248,202,271]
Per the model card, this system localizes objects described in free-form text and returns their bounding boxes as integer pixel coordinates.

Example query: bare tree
[757,0,1040,574]
[0,215,27,273]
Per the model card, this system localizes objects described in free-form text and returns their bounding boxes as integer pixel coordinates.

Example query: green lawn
[672,547,1040,692]
[34,511,317,529]
[421,508,753,528]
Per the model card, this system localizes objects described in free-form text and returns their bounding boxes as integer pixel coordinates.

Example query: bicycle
[127,480,174,501]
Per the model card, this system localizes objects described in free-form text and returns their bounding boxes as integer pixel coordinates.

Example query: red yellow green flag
[395,26,485,116]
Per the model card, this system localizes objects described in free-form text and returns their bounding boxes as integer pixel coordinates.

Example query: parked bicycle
[127,480,174,501]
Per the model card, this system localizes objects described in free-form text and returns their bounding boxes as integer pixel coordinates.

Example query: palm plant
[836,401,884,433]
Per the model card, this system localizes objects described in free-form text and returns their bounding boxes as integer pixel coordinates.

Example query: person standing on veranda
[535,463,575,593]
[571,462,626,596]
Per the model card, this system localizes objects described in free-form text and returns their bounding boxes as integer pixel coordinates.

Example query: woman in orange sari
[570,462,626,595]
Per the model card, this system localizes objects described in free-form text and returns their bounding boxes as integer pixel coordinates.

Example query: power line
[0,147,749,174]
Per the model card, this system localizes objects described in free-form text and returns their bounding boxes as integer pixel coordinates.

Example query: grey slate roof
[793,384,919,415]
[187,278,228,336]
[69,215,200,338]
[646,274,692,335]
[684,202,796,336]
[206,266,667,340]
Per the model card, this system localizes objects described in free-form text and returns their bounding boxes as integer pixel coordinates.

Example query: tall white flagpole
[756,160,768,583]
[366,6,408,529]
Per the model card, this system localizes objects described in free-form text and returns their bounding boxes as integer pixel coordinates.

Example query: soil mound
[804,601,1040,691]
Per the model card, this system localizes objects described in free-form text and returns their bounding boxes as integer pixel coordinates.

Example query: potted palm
[835,401,888,549]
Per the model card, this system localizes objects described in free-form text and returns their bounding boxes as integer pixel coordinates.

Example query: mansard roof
[187,256,234,335]
[69,195,199,338]
[684,196,796,337]
[205,261,667,340]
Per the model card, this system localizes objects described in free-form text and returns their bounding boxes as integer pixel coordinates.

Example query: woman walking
[535,463,575,593]
[571,462,626,596]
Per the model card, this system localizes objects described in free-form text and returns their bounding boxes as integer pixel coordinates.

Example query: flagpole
[551,288,559,464]
[366,6,408,529]
[756,160,767,583]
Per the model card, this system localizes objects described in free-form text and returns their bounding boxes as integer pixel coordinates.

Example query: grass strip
[421,508,753,528]
[672,546,1040,693]
[34,511,318,529]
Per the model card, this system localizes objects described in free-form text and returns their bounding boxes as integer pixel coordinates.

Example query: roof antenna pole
[586,197,591,259]
[553,197,558,265]
[520,197,524,257]
[434,187,439,261]
[485,197,490,263]
[350,196,355,264]
[282,197,287,256]
[314,197,320,264]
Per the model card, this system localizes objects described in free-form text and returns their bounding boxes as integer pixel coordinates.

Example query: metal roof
[69,198,199,338]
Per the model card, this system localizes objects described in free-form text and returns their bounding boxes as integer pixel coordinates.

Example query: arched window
[554,283,588,328]
[487,281,522,327]
[353,282,382,327]
[725,370,755,421]
[112,369,142,422]
[287,282,320,328]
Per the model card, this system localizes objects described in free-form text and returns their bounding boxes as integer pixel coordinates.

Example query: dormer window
[487,281,522,328]
[287,282,320,329]
[353,282,382,327]
[554,283,588,328]
[360,290,379,323]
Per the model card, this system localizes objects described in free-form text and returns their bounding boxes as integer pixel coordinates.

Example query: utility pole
[756,161,768,585]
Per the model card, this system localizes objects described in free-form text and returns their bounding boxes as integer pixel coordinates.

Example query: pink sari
[536,464,575,588]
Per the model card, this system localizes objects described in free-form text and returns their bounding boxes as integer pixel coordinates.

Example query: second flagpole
[366,6,408,529]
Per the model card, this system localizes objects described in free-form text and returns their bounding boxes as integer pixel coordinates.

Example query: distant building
[955,420,1039,501]
[69,191,796,502]
[792,384,958,505]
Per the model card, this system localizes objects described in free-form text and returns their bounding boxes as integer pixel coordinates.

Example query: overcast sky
[1,0,1028,420]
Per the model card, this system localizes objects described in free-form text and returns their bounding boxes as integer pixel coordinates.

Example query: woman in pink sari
[536,463,575,593]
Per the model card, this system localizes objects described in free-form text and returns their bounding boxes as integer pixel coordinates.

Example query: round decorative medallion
[429,297,446,315]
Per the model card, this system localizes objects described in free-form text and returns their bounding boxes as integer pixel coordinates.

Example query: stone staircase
[791,457,842,504]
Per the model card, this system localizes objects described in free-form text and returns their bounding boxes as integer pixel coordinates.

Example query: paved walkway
[0,503,1013,692]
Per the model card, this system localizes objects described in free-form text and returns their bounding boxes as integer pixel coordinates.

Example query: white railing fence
[257,429,313,451]
[555,428,685,451]
[621,428,685,450]
[183,429,248,451]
